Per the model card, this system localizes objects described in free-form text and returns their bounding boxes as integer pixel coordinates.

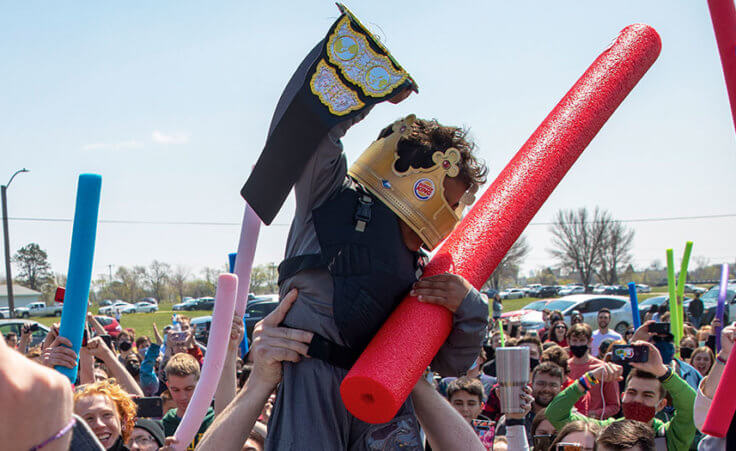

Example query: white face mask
[699,341,706,347]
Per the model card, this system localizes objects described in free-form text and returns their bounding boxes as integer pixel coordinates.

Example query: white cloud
[152,130,190,144]
[82,140,144,151]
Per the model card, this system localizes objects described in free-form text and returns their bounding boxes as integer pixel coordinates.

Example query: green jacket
[545,372,696,451]
[162,407,215,451]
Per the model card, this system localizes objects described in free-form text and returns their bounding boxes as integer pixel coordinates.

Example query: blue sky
[1,1,734,283]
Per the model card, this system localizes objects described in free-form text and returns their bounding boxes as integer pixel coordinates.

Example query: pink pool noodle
[708,0,736,134]
[703,324,736,437]
[173,274,238,450]
[340,24,662,424]
[234,203,261,317]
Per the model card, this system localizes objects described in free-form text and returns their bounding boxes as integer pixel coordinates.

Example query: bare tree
[597,220,635,285]
[170,265,190,302]
[484,235,531,290]
[145,261,171,302]
[549,207,610,291]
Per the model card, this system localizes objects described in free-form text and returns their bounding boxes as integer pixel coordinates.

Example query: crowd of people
[1,292,734,450]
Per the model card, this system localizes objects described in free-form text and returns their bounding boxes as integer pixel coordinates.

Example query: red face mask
[622,401,657,423]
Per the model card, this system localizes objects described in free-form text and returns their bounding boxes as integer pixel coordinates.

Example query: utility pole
[108,264,114,283]
[2,168,29,319]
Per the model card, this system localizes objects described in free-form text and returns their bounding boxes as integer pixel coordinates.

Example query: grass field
[30,290,669,338]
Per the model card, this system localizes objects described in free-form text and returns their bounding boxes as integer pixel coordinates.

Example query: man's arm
[411,378,485,451]
[214,314,245,416]
[544,382,589,430]
[86,337,144,397]
[412,274,489,376]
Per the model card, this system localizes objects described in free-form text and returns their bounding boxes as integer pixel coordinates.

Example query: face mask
[699,341,706,347]
[622,400,657,423]
[126,360,140,377]
[485,347,495,361]
[680,347,694,359]
[138,346,149,357]
[653,339,675,364]
[118,341,132,352]
[569,345,588,358]
[530,358,540,371]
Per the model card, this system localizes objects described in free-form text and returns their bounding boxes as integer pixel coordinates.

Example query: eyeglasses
[555,326,567,330]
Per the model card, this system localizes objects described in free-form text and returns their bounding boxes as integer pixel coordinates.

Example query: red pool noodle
[702,344,736,436]
[340,24,662,424]
[708,0,736,134]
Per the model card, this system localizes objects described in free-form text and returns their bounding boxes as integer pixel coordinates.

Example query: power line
[7,212,736,227]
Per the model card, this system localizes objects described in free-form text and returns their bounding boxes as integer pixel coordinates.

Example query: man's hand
[631,320,655,343]
[152,322,163,346]
[712,317,722,331]
[21,322,32,339]
[42,335,78,369]
[410,273,472,313]
[250,289,313,387]
[227,314,245,353]
[719,324,735,360]
[42,323,60,351]
[495,385,534,420]
[85,336,113,361]
[588,362,623,384]
[629,340,668,377]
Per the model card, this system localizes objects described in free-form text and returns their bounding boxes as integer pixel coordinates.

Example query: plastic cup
[496,347,530,414]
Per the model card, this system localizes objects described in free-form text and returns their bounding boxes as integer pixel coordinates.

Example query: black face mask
[118,340,132,352]
[569,345,588,358]
[530,358,540,371]
[680,347,694,359]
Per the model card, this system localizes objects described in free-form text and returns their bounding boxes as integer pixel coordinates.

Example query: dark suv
[193,297,215,310]
[245,298,279,341]
[535,286,559,298]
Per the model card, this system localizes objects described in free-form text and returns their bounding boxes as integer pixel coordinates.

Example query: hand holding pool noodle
[627,282,641,329]
[340,24,662,424]
[172,273,238,450]
[56,174,102,382]
[716,263,729,351]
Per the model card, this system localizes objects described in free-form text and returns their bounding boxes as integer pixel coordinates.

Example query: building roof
[0,284,42,296]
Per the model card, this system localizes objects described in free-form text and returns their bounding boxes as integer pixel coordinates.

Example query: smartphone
[556,444,582,451]
[648,322,670,335]
[471,418,492,432]
[611,344,649,363]
[82,329,89,347]
[100,334,114,350]
[134,396,164,418]
[29,323,40,332]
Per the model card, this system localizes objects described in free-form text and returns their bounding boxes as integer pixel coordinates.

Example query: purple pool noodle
[717,263,729,351]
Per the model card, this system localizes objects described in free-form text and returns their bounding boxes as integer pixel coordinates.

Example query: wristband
[657,367,674,383]
[506,418,525,426]
[578,376,589,391]
[30,417,76,450]
[585,371,600,386]
[716,353,728,365]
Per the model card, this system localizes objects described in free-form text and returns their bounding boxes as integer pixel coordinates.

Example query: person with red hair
[74,379,137,450]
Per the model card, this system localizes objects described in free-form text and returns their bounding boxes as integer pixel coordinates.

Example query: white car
[522,294,633,334]
[134,301,158,313]
[99,301,136,315]
[558,285,585,296]
[499,288,525,300]
[636,284,651,293]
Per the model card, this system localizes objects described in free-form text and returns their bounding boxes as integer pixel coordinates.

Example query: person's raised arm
[86,312,106,336]
[86,336,144,397]
[190,289,313,451]
[411,377,485,451]
[701,324,734,399]
[214,314,245,415]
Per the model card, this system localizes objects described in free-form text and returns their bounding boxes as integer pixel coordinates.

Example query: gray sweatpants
[265,357,423,450]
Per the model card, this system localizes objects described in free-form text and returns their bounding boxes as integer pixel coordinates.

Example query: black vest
[279,184,424,354]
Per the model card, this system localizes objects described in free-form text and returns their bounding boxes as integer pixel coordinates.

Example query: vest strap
[307,333,361,370]
[277,254,325,285]
[354,194,373,232]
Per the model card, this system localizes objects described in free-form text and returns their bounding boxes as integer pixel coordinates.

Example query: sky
[1,1,734,284]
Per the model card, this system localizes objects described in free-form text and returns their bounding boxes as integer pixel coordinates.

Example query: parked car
[134,301,158,313]
[701,283,736,323]
[192,316,212,343]
[141,297,158,305]
[193,297,215,311]
[499,288,525,300]
[533,286,559,298]
[99,301,136,315]
[94,315,122,338]
[501,299,553,322]
[684,284,707,295]
[245,298,279,341]
[635,284,651,293]
[0,319,49,347]
[100,299,113,307]
[521,295,633,334]
[558,285,585,296]
[0,306,30,318]
[26,301,64,317]
[173,298,199,311]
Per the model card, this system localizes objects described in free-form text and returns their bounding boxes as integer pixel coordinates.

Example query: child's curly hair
[74,379,137,442]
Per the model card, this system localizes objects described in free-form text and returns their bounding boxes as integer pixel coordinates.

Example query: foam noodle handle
[340,24,661,424]
[702,334,736,437]
[716,263,729,351]
[56,174,102,382]
[666,249,682,349]
[676,241,693,331]
[628,282,641,329]
[499,321,506,347]
[233,203,261,317]
[707,0,736,134]
[173,273,238,450]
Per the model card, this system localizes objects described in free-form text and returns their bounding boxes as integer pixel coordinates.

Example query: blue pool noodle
[56,174,102,382]
[228,252,249,357]
[627,282,641,330]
